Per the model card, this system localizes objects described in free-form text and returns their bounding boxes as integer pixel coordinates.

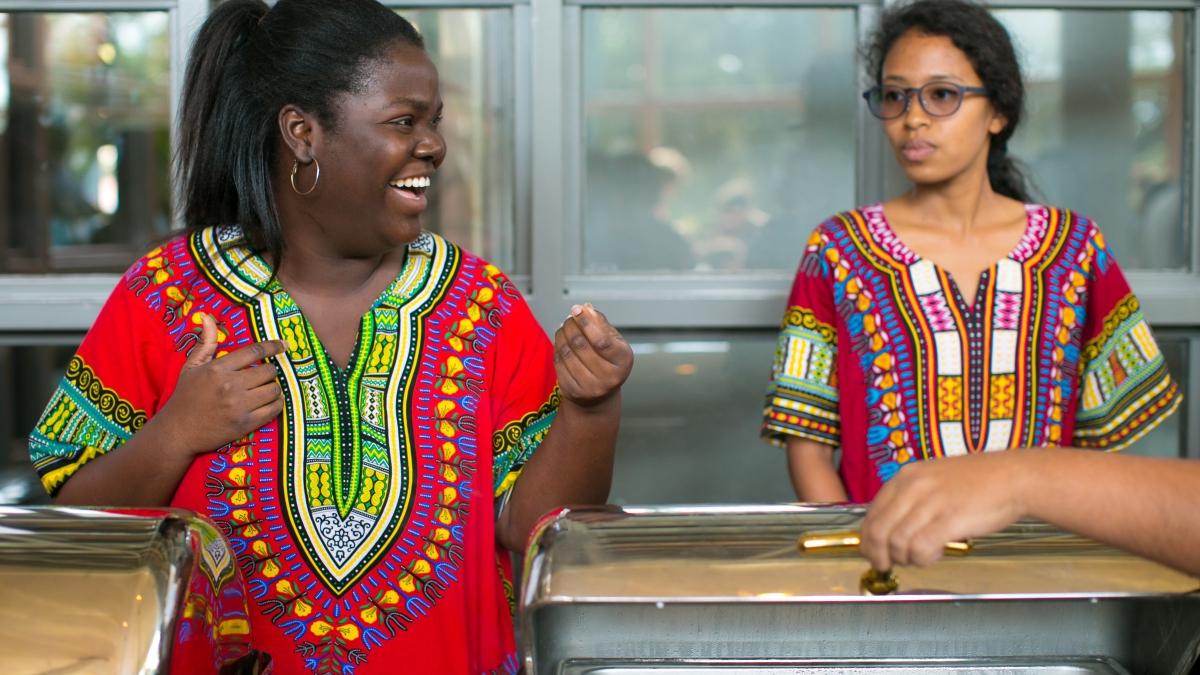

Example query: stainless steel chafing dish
[521,505,1200,675]
[0,506,267,675]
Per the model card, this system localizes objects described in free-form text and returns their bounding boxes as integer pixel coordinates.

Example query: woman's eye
[928,86,957,101]
[431,114,443,127]
[882,88,906,103]
[391,117,414,127]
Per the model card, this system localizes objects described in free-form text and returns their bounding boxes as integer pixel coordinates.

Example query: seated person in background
[760,0,1181,503]
[27,1,633,672]
[860,449,1200,577]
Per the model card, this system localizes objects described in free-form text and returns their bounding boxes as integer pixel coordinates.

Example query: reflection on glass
[613,331,795,504]
[402,9,517,272]
[582,9,857,273]
[0,344,76,504]
[0,12,171,273]
[996,10,1189,271]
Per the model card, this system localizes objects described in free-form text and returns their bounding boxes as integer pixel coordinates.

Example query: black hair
[865,0,1033,202]
[175,0,425,264]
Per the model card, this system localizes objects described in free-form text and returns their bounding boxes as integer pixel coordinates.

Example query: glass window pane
[582,9,857,273]
[612,331,796,504]
[0,12,171,274]
[997,10,1189,271]
[0,342,77,504]
[403,9,518,272]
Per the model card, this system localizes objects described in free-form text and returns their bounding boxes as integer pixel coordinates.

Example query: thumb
[184,312,219,367]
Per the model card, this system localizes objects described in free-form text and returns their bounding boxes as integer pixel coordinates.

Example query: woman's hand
[553,303,633,411]
[157,312,287,455]
[859,453,1029,571]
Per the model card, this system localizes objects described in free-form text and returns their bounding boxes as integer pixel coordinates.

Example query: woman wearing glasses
[762,0,1181,503]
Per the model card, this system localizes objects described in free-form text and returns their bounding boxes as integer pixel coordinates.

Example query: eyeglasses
[862,81,989,120]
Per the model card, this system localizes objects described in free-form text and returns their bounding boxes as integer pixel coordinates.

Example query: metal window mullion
[527,0,570,334]
[1191,4,1200,278]
[513,3,533,287]
[857,1,883,205]
[1186,335,1200,458]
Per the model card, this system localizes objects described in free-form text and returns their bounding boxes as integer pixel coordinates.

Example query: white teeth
[392,177,431,189]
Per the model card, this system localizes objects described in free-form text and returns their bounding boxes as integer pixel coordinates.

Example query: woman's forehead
[883,32,978,83]
[346,43,441,110]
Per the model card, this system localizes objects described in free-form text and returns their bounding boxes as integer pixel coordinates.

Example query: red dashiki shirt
[30,226,559,675]
[762,204,1182,502]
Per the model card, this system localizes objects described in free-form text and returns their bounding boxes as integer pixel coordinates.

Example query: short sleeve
[487,273,558,504]
[28,267,173,496]
[1072,228,1182,450]
[761,226,841,448]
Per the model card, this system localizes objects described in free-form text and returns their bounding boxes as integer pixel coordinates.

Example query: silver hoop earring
[290,158,320,196]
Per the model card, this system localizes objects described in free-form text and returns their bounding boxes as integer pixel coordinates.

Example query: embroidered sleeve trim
[762,307,840,448]
[492,387,560,497]
[29,356,145,495]
[1074,299,1183,450]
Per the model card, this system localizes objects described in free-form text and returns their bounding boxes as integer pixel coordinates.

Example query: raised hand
[157,312,288,455]
[553,303,633,410]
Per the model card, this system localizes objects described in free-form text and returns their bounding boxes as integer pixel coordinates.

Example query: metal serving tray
[0,506,266,675]
[521,505,1200,675]
[558,658,1131,674]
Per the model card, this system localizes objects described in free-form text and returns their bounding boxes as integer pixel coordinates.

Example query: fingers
[185,312,219,367]
[861,468,925,570]
[553,322,587,393]
[245,380,284,410]
[215,338,289,372]
[245,393,285,429]
[568,304,627,365]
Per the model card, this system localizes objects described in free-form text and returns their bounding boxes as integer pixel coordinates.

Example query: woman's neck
[899,169,1006,235]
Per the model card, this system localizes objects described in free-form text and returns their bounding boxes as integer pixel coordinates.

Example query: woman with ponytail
[28,1,632,672]
[762,0,1180,503]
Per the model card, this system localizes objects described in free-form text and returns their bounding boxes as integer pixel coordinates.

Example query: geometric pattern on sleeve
[28,355,146,495]
[1074,294,1182,450]
[762,306,840,448]
[491,387,559,499]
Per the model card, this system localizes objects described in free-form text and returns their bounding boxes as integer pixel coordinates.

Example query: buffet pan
[0,506,266,674]
[521,505,1200,675]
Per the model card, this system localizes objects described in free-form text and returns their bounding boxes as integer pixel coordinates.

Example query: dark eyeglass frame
[862,81,990,120]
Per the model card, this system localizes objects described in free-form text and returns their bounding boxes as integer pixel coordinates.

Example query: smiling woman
[25,1,633,674]
[761,0,1182,505]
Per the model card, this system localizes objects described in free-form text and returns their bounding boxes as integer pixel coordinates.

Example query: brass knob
[797,529,972,596]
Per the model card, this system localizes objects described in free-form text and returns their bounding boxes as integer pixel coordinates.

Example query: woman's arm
[860,448,1200,576]
[54,314,286,506]
[787,436,848,502]
[495,304,632,552]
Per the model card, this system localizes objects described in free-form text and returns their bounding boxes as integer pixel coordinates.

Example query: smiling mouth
[389,176,431,199]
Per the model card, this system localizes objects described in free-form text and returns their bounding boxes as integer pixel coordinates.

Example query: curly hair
[865,0,1032,202]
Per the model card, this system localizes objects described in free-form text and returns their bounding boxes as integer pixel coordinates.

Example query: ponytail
[986,136,1033,204]
[175,0,281,262]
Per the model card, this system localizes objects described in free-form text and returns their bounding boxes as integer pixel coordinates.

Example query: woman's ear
[278,104,319,163]
[988,110,1009,136]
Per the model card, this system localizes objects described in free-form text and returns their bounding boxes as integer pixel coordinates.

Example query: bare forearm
[1015,449,1200,576]
[787,438,848,502]
[53,417,195,507]
[496,395,619,551]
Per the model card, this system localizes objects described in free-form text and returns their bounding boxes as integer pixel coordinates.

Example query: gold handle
[797,530,973,596]
[797,530,972,556]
